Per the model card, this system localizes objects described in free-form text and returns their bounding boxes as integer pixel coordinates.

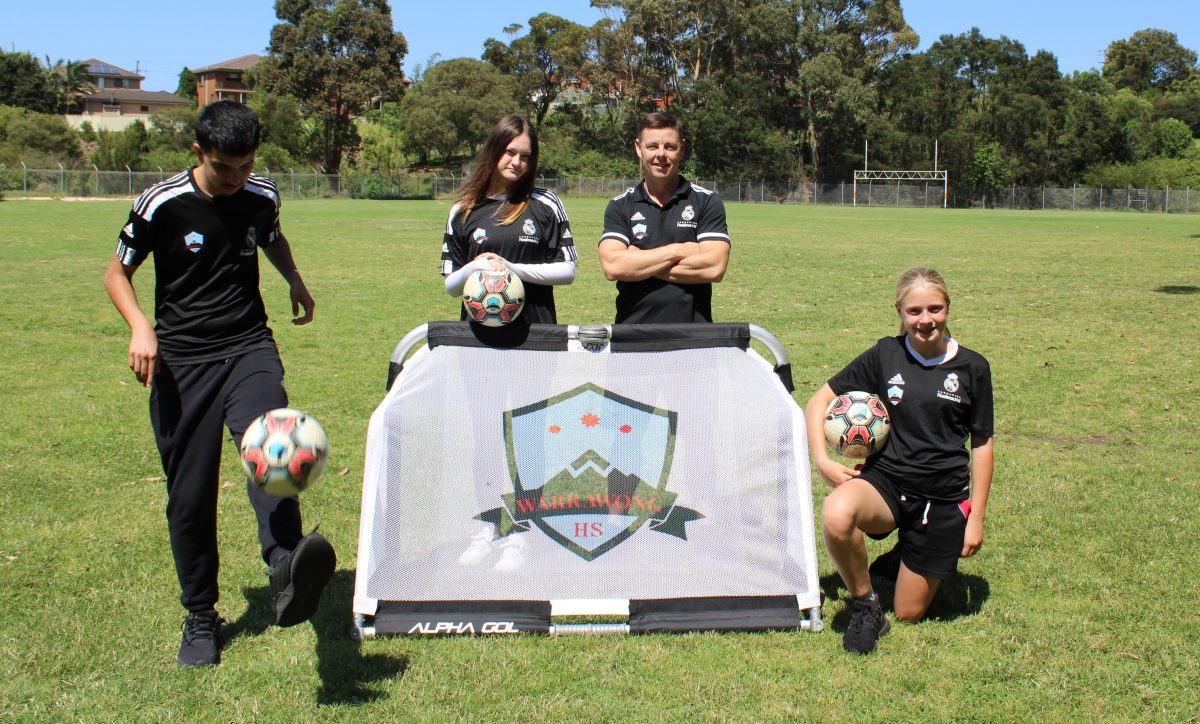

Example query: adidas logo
[631,212,646,221]
[888,373,905,385]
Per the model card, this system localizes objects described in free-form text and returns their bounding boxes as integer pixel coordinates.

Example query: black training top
[441,188,576,324]
[828,335,994,500]
[115,169,280,364]
[600,177,730,324]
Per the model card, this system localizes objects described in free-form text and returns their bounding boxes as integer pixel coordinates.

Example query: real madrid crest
[681,204,695,221]
[943,372,960,393]
[522,218,536,236]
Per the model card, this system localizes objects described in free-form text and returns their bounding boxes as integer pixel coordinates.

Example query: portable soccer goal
[352,322,823,637]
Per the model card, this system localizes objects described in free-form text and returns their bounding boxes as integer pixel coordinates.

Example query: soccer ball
[463,269,525,327]
[823,391,891,459]
[240,408,330,497]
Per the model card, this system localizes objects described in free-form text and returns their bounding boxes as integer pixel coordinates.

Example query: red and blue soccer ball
[823,391,891,459]
[239,408,330,497]
[463,269,525,327]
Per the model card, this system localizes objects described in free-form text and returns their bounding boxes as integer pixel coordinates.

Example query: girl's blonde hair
[455,114,539,225]
[896,267,951,334]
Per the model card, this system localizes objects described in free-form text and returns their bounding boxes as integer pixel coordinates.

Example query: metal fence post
[126,165,133,195]
[1165,186,1169,213]
[59,162,65,193]
[22,161,28,192]
[93,164,100,195]
[1042,187,1045,210]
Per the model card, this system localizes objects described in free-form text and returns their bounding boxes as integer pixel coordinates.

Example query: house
[192,55,262,107]
[63,59,193,131]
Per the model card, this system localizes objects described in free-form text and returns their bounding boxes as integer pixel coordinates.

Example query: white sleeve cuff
[505,259,576,286]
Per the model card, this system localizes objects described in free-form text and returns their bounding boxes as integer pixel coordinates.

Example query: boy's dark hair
[195,100,261,155]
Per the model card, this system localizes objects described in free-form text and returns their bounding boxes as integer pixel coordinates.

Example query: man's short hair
[638,111,681,138]
[195,100,261,156]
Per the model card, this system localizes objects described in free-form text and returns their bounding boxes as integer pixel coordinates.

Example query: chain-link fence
[2,164,1196,213]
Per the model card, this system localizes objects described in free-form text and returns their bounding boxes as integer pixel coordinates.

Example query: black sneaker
[868,544,902,582]
[177,610,221,668]
[843,592,890,654]
[269,531,336,628]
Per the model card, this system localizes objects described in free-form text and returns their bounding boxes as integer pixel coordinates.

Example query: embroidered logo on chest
[681,205,695,221]
[523,219,536,236]
[184,231,204,253]
[632,223,648,240]
[241,226,257,256]
[943,373,960,393]
[472,228,488,245]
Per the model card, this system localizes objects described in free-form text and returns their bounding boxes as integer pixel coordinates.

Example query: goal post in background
[853,140,948,209]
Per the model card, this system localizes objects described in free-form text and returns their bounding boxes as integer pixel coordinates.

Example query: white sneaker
[493,533,528,572]
[457,527,497,565]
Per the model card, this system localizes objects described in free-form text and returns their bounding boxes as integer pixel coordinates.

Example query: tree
[1102,29,1198,93]
[93,122,149,171]
[0,51,57,113]
[257,0,408,172]
[483,14,588,126]
[45,58,95,114]
[399,58,519,162]
[247,91,306,159]
[789,0,918,181]
[176,68,197,101]
[4,110,83,163]
[966,141,1007,205]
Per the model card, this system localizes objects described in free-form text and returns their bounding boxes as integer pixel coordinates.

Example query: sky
[4,1,1198,93]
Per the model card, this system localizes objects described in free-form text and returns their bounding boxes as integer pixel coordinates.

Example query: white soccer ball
[240,408,329,497]
[462,269,525,327]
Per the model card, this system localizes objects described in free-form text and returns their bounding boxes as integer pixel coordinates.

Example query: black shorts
[861,471,969,580]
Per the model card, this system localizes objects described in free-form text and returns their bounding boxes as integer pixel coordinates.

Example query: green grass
[0,197,1197,720]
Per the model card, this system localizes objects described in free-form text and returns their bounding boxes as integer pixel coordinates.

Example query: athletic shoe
[843,592,890,654]
[269,531,336,628]
[868,544,902,582]
[493,533,528,572]
[457,527,497,565]
[177,609,221,668]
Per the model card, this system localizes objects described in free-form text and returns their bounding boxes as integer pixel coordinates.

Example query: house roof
[83,88,193,105]
[192,54,263,73]
[82,59,143,80]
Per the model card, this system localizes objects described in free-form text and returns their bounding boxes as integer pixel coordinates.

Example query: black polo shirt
[440,188,576,324]
[829,336,994,500]
[601,177,730,324]
[115,169,280,364]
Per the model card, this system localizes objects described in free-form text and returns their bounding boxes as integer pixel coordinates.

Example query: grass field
[0,197,1197,720]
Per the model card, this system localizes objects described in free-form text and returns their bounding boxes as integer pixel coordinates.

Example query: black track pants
[150,347,303,612]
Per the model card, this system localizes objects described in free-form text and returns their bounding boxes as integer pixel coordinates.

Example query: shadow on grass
[1154,285,1199,294]
[225,570,408,706]
[819,569,990,631]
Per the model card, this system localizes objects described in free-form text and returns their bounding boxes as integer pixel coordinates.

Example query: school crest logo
[241,226,257,256]
[681,205,695,221]
[887,386,904,405]
[943,373,960,393]
[522,219,537,236]
[632,223,648,240]
[474,383,702,561]
[472,228,488,245]
[184,231,204,253]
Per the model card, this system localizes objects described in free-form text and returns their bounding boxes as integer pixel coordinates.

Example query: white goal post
[853,140,948,208]
[853,169,948,208]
